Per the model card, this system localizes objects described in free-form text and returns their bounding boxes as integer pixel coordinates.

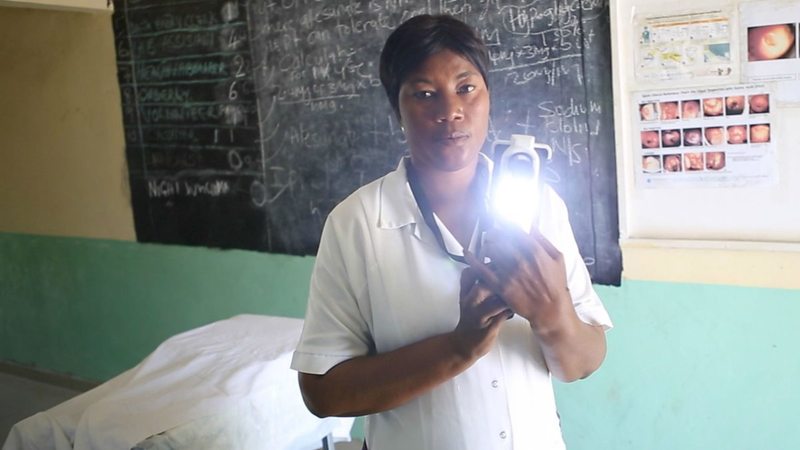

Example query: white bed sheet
[3,315,353,450]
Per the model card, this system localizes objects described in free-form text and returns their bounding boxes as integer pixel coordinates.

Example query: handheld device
[490,134,553,232]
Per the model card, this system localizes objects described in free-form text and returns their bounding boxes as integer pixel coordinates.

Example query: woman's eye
[458,84,476,94]
[413,91,434,99]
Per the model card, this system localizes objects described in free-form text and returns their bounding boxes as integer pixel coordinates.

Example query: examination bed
[2,315,353,450]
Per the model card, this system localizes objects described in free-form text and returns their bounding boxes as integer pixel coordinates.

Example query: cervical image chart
[634,84,777,188]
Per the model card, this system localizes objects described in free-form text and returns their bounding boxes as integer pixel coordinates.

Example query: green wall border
[1,232,314,380]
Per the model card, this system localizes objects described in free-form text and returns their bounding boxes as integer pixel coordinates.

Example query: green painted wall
[2,231,799,449]
[555,282,800,450]
[0,232,314,381]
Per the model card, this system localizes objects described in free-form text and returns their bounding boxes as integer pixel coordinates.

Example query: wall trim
[622,238,800,289]
[0,360,99,392]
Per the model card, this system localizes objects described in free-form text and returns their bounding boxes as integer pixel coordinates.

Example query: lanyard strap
[405,158,489,264]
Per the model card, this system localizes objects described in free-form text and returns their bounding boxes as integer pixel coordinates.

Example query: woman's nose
[436,95,464,122]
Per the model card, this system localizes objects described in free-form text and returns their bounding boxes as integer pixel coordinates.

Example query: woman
[291,15,612,450]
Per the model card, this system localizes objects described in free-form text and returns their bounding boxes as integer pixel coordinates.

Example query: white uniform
[292,155,612,450]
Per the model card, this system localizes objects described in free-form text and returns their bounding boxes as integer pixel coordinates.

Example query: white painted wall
[610,0,800,288]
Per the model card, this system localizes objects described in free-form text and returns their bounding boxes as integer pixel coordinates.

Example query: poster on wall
[634,9,737,87]
[634,84,777,189]
[740,0,800,102]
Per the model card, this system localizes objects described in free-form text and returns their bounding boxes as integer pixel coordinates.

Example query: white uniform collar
[377,153,493,230]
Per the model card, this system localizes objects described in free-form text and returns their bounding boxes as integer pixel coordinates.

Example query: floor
[0,371,84,443]
[0,370,362,450]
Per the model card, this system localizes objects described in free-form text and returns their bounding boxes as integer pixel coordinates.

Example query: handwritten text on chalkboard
[113,0,621,285]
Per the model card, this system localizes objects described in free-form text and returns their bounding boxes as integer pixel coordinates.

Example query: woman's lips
[438,131,470,144]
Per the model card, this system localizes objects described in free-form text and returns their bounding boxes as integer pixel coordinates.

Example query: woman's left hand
[465,224,576,338]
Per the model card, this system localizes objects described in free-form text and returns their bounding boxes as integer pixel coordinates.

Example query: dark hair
[379,15,490,117]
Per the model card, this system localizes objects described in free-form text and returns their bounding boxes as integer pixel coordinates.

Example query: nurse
[292,14,612,450]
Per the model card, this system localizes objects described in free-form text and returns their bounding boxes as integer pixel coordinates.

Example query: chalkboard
[112,0,621,285]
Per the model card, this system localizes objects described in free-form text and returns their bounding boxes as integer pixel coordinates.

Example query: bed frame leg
[321,433,336,450]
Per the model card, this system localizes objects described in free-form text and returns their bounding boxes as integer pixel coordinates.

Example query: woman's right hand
[451,266,511,360]
[299,266,511,418]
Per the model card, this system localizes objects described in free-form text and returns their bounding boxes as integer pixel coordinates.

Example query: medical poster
[740,0,800,102]
[634,84,777,188]
[634,9,736,86]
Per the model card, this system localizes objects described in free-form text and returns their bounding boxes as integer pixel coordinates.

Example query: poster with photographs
[634,84,777,188]
[634,9,737,87]
[740,0,800,102]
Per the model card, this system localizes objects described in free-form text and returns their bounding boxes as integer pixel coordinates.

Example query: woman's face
[748,24,796,61]
[398,50,490,173]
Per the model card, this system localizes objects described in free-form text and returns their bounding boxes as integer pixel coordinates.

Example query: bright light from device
[493,174,538,232]
[490,134,552,233]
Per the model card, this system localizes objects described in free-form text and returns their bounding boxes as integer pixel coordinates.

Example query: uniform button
[491,379,499,388]
[499,431,508,439]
